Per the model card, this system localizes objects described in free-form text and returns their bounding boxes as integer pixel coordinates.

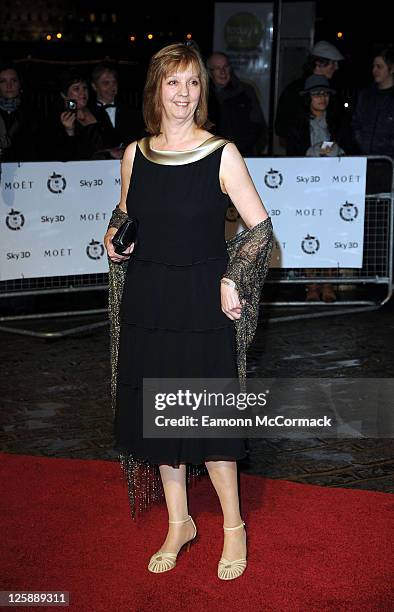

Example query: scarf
[107,208,273,518]
[0,97,21,113]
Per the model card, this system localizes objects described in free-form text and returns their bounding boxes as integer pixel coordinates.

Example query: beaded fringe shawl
[108,209,273,519]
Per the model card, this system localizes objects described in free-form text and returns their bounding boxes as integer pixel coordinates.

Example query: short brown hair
[91,63,118,84]
[143,42,212,136]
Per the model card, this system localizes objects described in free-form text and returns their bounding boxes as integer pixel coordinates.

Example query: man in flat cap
[275,41,344,147]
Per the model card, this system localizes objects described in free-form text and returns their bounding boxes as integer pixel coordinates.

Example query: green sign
[224,12,264,51]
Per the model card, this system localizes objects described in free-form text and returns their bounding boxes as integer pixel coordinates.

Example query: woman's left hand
[221,281,243,321]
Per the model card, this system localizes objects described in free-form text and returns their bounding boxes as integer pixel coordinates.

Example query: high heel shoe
[148,515,197,573]
[218,521,247,581]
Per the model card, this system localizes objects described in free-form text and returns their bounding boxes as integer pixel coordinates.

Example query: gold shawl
[108,210,273,518]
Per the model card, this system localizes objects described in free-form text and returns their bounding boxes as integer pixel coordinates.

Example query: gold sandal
[148,515,197,573]
[218,521,247,580]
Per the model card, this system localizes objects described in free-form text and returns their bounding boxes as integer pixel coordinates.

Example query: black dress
[114,135,247,466]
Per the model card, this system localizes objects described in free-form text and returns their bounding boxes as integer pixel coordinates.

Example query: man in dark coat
[90,64,145,158]
[207,52,267,156]
[275,41,344,147]
[352,48,394,158]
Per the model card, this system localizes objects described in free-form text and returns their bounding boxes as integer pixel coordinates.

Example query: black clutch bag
[112,217,138,255]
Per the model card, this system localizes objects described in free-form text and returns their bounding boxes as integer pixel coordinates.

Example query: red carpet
[0,453,392,612]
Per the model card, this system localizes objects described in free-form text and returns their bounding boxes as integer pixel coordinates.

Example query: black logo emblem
[86,239,104,260]
[264,168,283,189]
[226,203,240,222]
[47,172,67,194]
[6,209,25,230]
[301,234,320,254]
[340,201,359,222]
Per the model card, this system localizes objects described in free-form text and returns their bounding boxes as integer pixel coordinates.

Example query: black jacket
[352,85,394,157]
[275,77,306,140]
[275,76,344,142]
[45,108,107,162]
[90,101,145,149]
[286,106,353,156]
[0,104,41,162]
[208,75,268,156]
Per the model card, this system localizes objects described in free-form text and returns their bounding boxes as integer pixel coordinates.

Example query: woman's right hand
[60,111,76,131]
[320,144,335,156]
[104,228,134,263]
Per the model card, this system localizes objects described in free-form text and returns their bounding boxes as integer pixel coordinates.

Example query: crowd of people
[1,43,393,163]
[0,62,145,162]
[277,41,394,159]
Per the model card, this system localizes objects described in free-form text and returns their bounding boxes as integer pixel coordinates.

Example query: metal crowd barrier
[0,156,393,337]
[265,156,393,309]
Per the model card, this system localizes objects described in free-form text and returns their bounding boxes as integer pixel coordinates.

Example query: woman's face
[160,63,201,123]
[0,69,21,99]
[310,91,330,115]
[372,56,394,89]
[66,81,89,110]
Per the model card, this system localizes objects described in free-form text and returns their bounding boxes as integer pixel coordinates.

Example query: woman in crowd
[48,69,108,161]
[0,62,40,162]
[286,74,351,158]
[286,74,352,302]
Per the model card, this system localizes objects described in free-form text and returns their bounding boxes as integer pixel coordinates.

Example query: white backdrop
[226,156,367,269]
[0,160,121,281]
[0,157,367,281]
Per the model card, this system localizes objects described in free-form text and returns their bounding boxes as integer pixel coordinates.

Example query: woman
[287,74,351,302]
[48,69,109,161]
[0,63,39,161]
[104,43,273,581]
[352,47,394,157]
[286,74,350,158]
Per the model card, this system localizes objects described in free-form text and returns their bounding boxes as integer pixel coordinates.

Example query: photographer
[47,69,106,161]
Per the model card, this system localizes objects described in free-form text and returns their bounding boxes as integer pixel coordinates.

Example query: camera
[65,99,77,112]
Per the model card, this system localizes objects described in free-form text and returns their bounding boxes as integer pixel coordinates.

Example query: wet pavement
[0,295,393,494]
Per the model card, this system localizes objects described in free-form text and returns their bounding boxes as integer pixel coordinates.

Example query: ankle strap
[168,515,191,524]
[223,520,245,531]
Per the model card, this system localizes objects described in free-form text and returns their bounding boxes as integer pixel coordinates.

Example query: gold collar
[138,135,230,165]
